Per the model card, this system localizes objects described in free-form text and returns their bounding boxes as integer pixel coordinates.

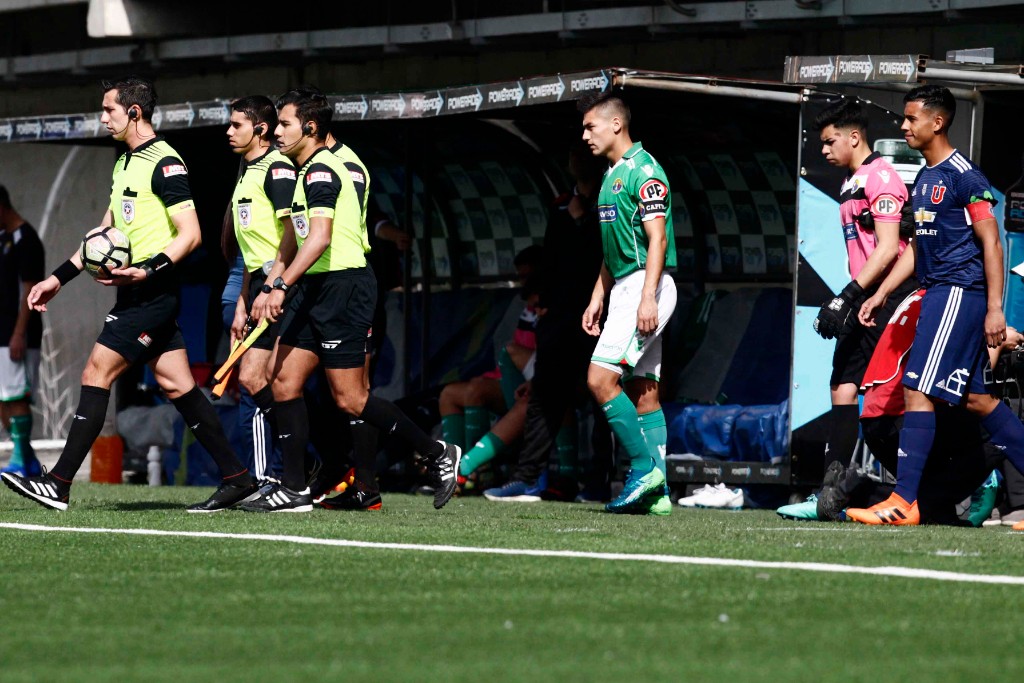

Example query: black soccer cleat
[309,466,355,504]
[187,481,260,513]
[426,441,461,510]
[1,471,70,511]
[319,487,383,511]
[238,483,313,513]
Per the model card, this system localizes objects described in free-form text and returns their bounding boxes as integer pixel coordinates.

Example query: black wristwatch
[272,277,290,292]
[260,283,273,294]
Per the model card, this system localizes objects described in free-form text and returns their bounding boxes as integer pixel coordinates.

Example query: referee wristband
[141,252,174,281]
[52,259,81,286]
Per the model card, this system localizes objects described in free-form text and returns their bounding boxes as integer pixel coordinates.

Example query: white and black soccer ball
[80,226,132,279]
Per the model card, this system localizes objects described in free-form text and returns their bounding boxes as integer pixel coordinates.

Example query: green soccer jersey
[232,149,296,272]
[596,141,676,280]
[291,147,367,274]
[108,138,194,262]
[330,141,372,255]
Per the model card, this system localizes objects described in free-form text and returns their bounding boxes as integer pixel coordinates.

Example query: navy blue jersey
[911,150,995,291]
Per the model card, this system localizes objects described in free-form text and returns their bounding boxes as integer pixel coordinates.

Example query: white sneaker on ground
[694,484,744,510]
[677,483,721,508]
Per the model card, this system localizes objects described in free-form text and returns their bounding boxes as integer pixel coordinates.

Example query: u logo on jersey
[931,185,946,204]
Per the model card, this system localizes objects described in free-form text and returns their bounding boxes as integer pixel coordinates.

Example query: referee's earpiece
[302,122,314,137]
[253,124,266,136]
[128,107,139,121]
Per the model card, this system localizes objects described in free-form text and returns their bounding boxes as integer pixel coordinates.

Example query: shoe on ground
[309,467,354,504]
[677,483,721,508]
[484,471,548,503]
[1,455,43,478]
[187,481,260,513]
[1000,508,1024,527]
[575,483,611,504]
[777,494,820,521]
[319,487,382,511]
[238,483,313,513]
[966,470,1001,528]
[642,493,672,516]
[694,484,743,510]
[846,492,919,525]
[541,473,579,502]
[1013,518,1024,531]
[606,467,666,513]
[1,470,70,510]
[426,441,461,510]
[981,508,1003,527]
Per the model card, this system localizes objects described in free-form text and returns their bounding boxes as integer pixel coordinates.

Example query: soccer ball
[80,226,132,279]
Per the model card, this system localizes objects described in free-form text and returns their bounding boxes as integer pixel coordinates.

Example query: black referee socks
[51,385,111,483]
[824,404,861,473]
[172,386,252,486]
[275,397,309,491]
[359,395,442,460]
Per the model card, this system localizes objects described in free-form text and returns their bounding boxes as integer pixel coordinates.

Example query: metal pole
[420,172,433,392]
[621,75,803,104]
[969,88,984,164]
[402,128,413,399]
[919,67,1024,87]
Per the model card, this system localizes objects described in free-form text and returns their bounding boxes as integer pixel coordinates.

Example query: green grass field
[1,483,1022,683]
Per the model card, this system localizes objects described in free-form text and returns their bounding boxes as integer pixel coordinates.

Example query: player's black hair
[0,184,10,209]
[101,76,158,121]
[904,85,956,132]
[275,86,331,141]
[813,98,869,134]
[231,95,277,140]
[577,92,631,129]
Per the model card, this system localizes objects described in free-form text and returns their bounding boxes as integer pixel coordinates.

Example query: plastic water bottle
[1004,154,1024,322]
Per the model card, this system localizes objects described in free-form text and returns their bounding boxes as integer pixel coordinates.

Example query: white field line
[2,522,1022,586]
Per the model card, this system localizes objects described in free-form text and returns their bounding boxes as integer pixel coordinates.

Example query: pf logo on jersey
[640,179,667,201]
[639,179,668,216]
[871,194,900,217]
[293,213,309,238]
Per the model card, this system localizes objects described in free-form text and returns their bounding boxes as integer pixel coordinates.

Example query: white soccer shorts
[591,270,677,381]
[0,348,40,402]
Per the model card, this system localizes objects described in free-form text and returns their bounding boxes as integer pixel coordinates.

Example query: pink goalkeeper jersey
[838,152,909,279]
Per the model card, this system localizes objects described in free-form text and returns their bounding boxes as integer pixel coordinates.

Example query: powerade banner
[784,55,919,84]
[0,69,613,142]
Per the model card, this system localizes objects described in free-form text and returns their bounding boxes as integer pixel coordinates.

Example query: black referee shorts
[96,279,185,366]
[245,269,281,352]
[831,278,919,387]
[278,267,376,369]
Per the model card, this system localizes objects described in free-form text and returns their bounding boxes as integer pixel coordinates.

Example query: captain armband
[966,200,995,222]
[52,259,81,286]
[141,252,174,281]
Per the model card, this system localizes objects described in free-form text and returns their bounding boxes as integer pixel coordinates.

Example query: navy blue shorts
[902,284,989,403]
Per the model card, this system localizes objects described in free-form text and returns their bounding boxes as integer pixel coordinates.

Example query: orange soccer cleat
[1013,519,1024,531]
[846,493,920,526]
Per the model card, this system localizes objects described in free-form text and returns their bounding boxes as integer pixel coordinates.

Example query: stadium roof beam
[0,0,84,12]
[4,0,1024,78]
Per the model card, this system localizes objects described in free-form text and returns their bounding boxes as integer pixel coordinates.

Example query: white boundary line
[2,522,1022,586]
